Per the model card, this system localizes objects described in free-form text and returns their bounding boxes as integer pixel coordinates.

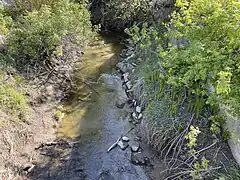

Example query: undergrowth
[0,72,28,119]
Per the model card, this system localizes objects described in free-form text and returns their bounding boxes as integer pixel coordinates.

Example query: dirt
[0,101,58,179]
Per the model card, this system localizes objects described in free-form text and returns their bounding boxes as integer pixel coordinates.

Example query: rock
[127,99,133,104]
[45,85,54,97]
[116,62,134,73]
[122,136,130,142]
[133,99,137,106]
[131,62,137,67]
[122,72,129,82]
[136,106,141,113]
[138,113,143,120]
[126,81,133,90]
[99,74,121,91]
[130,152,146,165]
[132,121,137,125]
[117,140,129,151]
[125,53,135,61]
[221,104,240,165]
[132,112,138,120]
[23,163,35,173]
[115,102,125,109]
[129,141,140,152]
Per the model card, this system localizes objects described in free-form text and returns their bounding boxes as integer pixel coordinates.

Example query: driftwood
[107,127,134,152]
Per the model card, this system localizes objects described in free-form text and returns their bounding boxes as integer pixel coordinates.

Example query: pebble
[136,106,141,113]
[117,140,129,151]
[122,136,130,142]
[126,81,133,90]
[132,112,138,120]
[138,113,143,120]
[130,152,146,165]
[130,141,140,152]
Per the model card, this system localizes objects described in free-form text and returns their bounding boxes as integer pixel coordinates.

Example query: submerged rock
[130,152,146,165]
[129,141,140,152]
[117,140,129,151]
[136,106,141,113]
[126,81,133,90]
[115,102,125,109]
[122,136,130,142]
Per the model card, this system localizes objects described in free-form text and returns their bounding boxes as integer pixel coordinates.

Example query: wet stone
[132,112,138,120]
[138,113,143,120]
[136,106,142,113]
[122,73,129,82]
[126,81,133,90]
[122,136,130,142]
[130,152,146,165]
[130,141,140,152]
[117,140,129,151]
[115,102,125,109]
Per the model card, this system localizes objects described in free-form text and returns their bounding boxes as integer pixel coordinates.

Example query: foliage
[0,73,28,118]
[162,0,240,115]
[7,0,96,67]
[90,0,151,30]
[0,4,12,35]
[217,161,240,179]
[127,0,240,138]
[9,0,63,13]
[185,125,201,151]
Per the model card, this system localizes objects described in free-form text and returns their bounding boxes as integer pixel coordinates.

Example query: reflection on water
[57,40,121,140]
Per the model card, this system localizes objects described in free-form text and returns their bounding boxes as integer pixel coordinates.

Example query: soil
[0,101,57,179]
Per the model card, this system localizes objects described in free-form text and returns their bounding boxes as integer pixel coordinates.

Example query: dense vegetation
[126,0,240,178]
[0,0,95,118]
[128,0,240,134]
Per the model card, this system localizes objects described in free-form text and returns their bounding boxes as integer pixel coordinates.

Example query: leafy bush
[0,4,12,35]
[7,0,95,67]
[0,73,28,118]
[9,0,62,12]
[160,0,240,115]
[90,0,151,30]
[128,0,240,118]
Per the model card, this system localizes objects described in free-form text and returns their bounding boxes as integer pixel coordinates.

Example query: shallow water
[55,39,164,180]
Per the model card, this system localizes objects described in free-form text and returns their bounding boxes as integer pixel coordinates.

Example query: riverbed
[30,37,165,180]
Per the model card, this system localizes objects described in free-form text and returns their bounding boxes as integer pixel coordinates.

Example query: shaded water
[58,40,121,140]
[53,37,164,180]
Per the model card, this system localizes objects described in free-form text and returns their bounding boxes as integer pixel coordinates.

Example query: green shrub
[161,0,240,115]
[9,0,63,12]
[128,0,240,118]
[0,4,12,35]
[0,74,28,118]
[90,0,151,30]
[7,0,95,66]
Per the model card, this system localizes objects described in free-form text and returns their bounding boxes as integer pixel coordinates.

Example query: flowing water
[30,37,165,180]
